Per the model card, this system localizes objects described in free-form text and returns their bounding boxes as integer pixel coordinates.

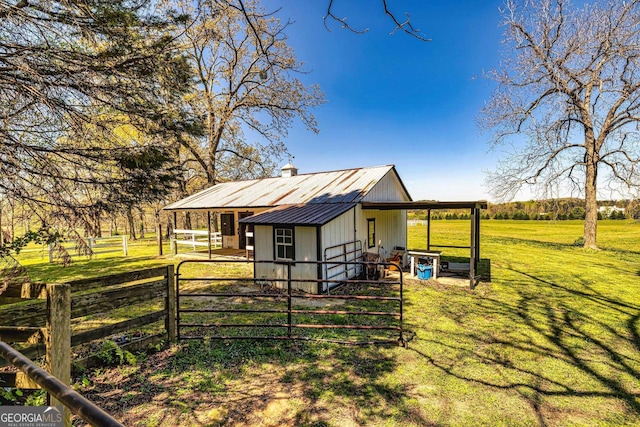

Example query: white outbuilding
[164,164,412,293]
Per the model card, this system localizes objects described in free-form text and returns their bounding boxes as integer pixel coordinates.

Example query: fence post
[122,235,128,256]
[46,282,71,426]
[170,236,177,255]
[157,224,163,256]
[165,265,176,342]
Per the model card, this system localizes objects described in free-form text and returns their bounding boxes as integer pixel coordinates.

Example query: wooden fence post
[157,224,163,256]
[46,282,71,426]
[171,236,177,256]
[165,265,176,342]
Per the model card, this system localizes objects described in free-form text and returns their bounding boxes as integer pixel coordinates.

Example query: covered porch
[361,200,488,289]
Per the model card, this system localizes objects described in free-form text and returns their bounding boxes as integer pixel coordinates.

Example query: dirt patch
[72,346,352,427]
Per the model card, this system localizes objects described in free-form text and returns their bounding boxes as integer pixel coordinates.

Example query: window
[221,213,234,236]
[275,227,294,260]
[367,219,376,248]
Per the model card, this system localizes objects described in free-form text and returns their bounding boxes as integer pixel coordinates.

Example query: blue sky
[265,0,509,202]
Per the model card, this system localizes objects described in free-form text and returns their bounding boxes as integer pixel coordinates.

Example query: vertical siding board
[361,169,411,203]
[291,227,317,293]
[254,225,272,283]
[360,209,408,257]
[320,208,357,287]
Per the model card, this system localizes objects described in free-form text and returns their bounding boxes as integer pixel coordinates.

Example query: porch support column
[207,211,212,260]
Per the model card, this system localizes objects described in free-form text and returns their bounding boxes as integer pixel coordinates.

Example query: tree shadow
[77,339,430,426]
[407,268,640,425]
[487,235,640,256]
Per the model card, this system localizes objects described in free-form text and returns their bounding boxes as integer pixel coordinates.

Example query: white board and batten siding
[362,169,411,203]
[359,169,410,256]
[357,208,407,258]
[320,207,358,289]
[321,207,356,258]
[253,225,319,294]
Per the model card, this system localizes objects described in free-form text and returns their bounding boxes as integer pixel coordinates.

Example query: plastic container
[417,264,433,280]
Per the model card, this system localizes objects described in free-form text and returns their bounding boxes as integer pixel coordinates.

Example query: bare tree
[323,0,430,41]
[170,0,325,187]
[482,0,640,249]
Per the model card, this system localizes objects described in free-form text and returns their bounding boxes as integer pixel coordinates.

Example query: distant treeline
[409,198,640,220]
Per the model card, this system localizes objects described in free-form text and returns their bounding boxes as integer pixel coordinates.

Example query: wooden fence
[0,266,175,388]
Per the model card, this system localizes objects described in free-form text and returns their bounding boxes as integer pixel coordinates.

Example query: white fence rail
[48,235,128,263]
[171,229,222,254]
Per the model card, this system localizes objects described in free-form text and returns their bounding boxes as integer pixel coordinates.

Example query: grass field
[11,220,640,426]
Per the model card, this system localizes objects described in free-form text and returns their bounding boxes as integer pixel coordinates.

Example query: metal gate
[176,259,404,346]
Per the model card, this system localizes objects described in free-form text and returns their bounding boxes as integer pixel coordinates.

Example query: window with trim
[274,227,295,260]
[367,219,376,248]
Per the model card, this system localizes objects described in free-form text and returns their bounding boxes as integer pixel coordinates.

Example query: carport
[361,200,487,288]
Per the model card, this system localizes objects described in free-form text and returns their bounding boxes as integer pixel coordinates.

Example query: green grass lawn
[11,220,640,426]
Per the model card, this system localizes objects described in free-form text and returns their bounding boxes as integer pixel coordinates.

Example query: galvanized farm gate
[175,259,404,346]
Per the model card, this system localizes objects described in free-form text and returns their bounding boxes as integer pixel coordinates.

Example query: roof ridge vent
[281,162,298,177]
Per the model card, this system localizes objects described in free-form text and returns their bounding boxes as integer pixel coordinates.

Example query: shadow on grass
[408,268,640,426]
[80,339,430,426]
[439,256,492,282]
[487,235,640,256]
[24,255,171,283]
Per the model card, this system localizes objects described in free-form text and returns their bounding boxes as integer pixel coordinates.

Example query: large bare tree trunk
[126,208,137,241]
[94,213,102,238]
[138,209,145,239]
[9,199,15,240]
[482,0,640,250]
[584,154,598,249]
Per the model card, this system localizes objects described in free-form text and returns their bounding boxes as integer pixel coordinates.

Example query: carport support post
[427,209,431,250]
[469,208,476,290]
[474,207,481,264]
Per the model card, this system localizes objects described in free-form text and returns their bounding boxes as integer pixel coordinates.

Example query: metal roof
[239,203,356,226]
[164,165,407,210]
[361,201,488,210]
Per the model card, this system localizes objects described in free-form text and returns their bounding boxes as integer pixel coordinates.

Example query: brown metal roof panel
[239,203,356,226]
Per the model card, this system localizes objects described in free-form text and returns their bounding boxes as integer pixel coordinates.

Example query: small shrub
[95,340,137,367]
[0,387,23,404]
[25,389,46,406]
[573,237,585,246]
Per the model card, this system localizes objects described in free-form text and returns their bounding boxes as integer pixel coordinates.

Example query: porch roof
[361,200,488,210]
[239,203,356,227]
